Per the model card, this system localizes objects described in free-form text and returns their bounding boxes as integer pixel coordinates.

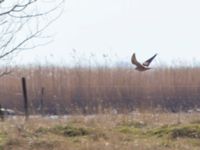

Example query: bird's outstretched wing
[131,53,143,67]
[143,54,157,66]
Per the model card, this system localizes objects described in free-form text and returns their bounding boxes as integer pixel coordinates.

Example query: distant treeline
[0,65,200,114]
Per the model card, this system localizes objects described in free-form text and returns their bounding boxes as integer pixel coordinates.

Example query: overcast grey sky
[14,0,200,66]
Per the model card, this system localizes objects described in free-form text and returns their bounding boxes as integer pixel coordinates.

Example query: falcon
[131,53,157,71]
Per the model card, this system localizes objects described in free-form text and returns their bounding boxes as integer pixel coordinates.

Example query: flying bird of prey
[131,53,157,71]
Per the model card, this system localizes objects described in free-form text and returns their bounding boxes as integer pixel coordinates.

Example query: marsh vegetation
[0,65,200,114]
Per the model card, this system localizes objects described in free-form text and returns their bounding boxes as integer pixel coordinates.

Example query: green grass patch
[117,122,200,140]
[147,124,200,139]
[0,132,8,150]
[0,132,6,143]
[35,127,49,134]
[36,125,91,137]
[51,125,90,137]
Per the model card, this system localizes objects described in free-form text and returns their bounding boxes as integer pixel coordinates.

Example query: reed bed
[0,65,200,114]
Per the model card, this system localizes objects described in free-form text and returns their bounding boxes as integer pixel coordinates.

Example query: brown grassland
[0,64,200,149]
[0,112,200,150]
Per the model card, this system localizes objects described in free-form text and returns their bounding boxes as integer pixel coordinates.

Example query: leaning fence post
[40,87,45,116]
[21,77,29,121]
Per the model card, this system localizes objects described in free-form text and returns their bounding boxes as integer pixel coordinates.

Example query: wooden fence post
[0,104,4,121]
[40,87,45,116]
[21,77,29,121]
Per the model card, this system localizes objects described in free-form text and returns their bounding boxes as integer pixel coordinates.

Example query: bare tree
[0,0,64,76]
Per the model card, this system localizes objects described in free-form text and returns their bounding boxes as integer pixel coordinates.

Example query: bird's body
[135,65,151,71]
[131,53,157,71]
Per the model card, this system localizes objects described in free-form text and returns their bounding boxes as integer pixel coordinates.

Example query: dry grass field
[0,112,200,150]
